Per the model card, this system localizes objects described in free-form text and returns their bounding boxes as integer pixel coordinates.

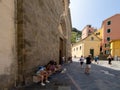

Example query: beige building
[72,34,101,58]
[0,0,72,89]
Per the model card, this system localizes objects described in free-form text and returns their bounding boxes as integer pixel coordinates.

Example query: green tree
[71,32,77,43]
[71,28,82,43]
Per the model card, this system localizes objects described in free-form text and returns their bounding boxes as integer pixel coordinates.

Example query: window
[91,37,94,41]
[74,48,75,51]
[76,47,78,51]
[105,44,107,47]
[105,50,106,54]
[80,46,81,50]
[88,30,91,33]
[107,29,111,33]
[107,43,110,47]
[105,43,110,47]
[107,37,110,41]
[107,21,111,25]
[106,50,110,54]
[88,25,91,27]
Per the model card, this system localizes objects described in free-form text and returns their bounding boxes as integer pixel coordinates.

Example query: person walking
[107,54,113,65]
[79,55,85,68]
[94,55,99,64]
[85,54,92,74]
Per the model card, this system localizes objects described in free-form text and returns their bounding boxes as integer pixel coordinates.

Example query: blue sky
[70,0,120,30]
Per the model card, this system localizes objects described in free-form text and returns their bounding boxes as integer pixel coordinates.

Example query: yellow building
[94,28,103,39]
[72,34,101,58]
[110,40,120,57]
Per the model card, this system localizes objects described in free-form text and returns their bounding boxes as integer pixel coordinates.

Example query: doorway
[59,38,63,64]
[90,49,94,57]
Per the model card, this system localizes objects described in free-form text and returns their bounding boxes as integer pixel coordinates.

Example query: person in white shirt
[79,55,85,68]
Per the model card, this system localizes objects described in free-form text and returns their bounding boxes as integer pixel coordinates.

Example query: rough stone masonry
[0,0,72,89]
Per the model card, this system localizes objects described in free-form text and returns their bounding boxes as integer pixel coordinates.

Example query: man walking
[85,54,92,74]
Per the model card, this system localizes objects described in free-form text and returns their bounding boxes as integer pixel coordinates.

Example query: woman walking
[79,55,85,68]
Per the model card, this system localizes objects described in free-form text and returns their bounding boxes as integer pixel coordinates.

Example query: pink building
[102,14,120,54]
[81,25,95,39]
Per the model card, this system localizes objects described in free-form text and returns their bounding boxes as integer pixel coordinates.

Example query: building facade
[72,34,101,58]
[72,42,83,58]
[110,40,120,57]
[81,25,95,39]
[0,0,72,89]
[101,14,120,55]
[94,28,103,53]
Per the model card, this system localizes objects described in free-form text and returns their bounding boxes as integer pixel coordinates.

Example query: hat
[38,66,45,70]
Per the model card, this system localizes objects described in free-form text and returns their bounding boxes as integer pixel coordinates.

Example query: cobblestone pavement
[14,59,120,90]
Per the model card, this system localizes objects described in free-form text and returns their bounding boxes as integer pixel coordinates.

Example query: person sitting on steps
[46,60,62,73]
[36,66,50,86]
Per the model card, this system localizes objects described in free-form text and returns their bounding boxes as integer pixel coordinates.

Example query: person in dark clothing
[94,55,99,64]
[85,54,92,74]
[107,54,113,65]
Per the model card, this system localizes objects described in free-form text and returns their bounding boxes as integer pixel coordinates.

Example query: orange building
[101,14,120,55]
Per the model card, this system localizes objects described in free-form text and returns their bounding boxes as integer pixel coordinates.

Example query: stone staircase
[98,54,108,60]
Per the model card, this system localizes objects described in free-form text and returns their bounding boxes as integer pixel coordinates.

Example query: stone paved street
[67,58,120,90]
[14,59,120,90]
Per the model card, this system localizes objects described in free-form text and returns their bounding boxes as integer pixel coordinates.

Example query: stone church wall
[0,0,17,89]
[0,0,72,89]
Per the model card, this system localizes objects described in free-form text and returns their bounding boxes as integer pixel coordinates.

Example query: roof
[72,33,101,47]
[80,33,102,42]
[101,14,120,27]
[110,39,120,42]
